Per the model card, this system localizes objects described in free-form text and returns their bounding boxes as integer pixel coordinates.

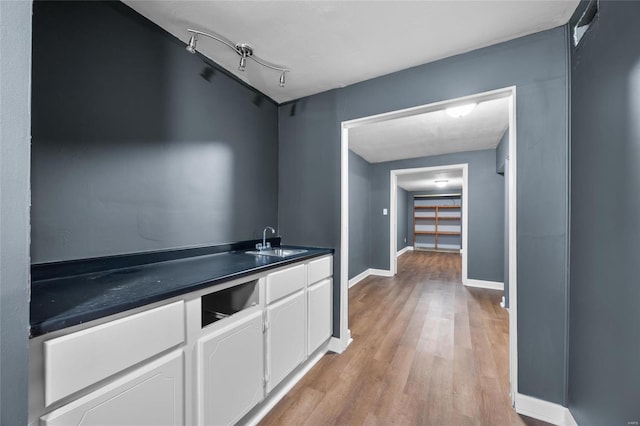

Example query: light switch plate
[383,208,388,215]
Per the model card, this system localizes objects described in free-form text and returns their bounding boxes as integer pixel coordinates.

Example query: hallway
[260,251,548,425]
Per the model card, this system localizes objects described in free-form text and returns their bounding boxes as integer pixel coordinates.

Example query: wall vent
[573,0,599,47]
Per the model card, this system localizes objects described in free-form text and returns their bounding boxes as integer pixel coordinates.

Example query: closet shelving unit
[413,194,462,252]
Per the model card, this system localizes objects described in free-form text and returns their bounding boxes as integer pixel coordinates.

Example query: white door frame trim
[389,164,468,280]
[340,86,518,404]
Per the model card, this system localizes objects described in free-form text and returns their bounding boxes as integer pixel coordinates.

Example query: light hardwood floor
[259,251,550,426]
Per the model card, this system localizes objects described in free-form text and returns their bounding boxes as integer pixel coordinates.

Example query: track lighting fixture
[185,28,290,88]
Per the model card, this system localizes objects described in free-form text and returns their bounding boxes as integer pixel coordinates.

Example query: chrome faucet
[257,226,276,251]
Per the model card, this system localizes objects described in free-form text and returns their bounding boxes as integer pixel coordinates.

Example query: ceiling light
[435,179,449,188]
[446,103,477,118]
[185,29,289,88]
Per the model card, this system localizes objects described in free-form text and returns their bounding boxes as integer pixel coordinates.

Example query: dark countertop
[30,245,332,338]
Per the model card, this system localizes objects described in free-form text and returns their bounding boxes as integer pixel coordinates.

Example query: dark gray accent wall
[349,151,371,279]
[373,150,503,282]
[31,1,279,263]
[396,187,408,251]
[278,27,569,403]
[0,2,31,424]
[278,91,341,335]
[568,1,640,424]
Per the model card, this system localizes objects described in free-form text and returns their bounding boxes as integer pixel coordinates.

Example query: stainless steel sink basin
[245,248,308,258]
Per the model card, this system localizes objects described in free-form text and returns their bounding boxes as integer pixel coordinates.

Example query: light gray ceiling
[398,169,463,192]
[123,1,579,104]
[349,97,509,163]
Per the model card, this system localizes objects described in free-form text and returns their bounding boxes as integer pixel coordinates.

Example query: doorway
[390,164,468,278]
[339,86,518,403]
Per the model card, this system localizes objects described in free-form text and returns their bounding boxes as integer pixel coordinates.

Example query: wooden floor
[260,251,549,426]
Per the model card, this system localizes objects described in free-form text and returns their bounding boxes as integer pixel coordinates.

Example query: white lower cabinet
[307,278,332,355]
[266,290,306,393]
[32,256,333,426]
[40,350,184,426]
[198,309,264,426]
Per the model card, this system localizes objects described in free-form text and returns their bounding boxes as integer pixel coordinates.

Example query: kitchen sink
[245,248,308,258]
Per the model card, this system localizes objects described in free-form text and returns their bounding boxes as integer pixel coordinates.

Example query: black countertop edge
[31,237,282,282]
[30,247,333,338]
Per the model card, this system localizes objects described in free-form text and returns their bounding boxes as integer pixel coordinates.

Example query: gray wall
[373,150,503,282]
[568,1,640,424]
[278,27,569,404]
[349,151,371,279]
[396,187,408,251]
[31,1,279,263]
[0,2,31,424]
[278,91,341,335]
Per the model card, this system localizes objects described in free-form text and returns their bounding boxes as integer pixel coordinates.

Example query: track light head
[279,72,286,88]
[186,34,197,54]
[236,43,252,72]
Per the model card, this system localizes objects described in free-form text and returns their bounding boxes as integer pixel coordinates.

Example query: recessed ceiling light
[435,179,448,188]
[446,103,477,118]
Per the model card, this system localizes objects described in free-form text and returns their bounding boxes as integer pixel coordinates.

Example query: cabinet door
[198,310,264,426]
[266,290,306,393]
[41,350,184,426]
[308,278,332,355]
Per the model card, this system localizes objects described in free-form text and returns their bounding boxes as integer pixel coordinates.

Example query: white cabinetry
[31,254,333,426]
[41,351,184,426]
[44,301,185,406]
[197,309,264,426]
[265,291,306,392]
[265,263,305,304]
[307,278,332,355]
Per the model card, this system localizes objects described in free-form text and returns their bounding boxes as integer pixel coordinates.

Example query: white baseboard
[515,393,577,426]
[565,408,579,426]
[349,269,371,288]
[463,278,504,291]
[369,268,393,277]
[327,329,352,354]
[349,268,395,289]
[396,246,413,257]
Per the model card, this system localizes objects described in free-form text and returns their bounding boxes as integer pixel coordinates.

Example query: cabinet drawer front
[44,301,185,406]
[307,256,332,285]
[41,351,184,426]
[266,264,306,304]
